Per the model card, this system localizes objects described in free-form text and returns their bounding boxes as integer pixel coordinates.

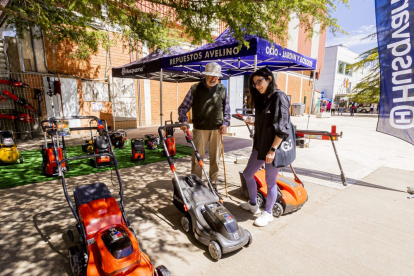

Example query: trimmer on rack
[2,89,36,113]
[46,76,64,117]
[0,113,34,122]
[159,123,252,261]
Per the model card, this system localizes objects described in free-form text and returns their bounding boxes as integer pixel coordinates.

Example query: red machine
[40,120,68,176]
[240,166,307,217]
[162,113,176,157]
[162,127,176,157]
[0,79,29,88]
[0,113,34,122]
[2,89,36,113]
[48,116,170,276]
[131,138,145,162]
[296,125,342,141]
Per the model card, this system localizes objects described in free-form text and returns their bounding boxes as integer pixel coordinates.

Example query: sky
[325,0,377,55]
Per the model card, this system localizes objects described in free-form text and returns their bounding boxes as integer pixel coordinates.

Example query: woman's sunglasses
[253,77,266,88]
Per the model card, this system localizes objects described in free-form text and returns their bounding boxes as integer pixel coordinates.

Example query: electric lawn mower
[81,119,113,168]
[0,130,23,165]
[40,120,68,176]
[50,116,170,276]
[161,112,176,157]
[131,138,145,162]
[159,123,252,261]
[232,109,308,217]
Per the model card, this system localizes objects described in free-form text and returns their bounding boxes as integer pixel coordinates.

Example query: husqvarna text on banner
[375,0,414,144]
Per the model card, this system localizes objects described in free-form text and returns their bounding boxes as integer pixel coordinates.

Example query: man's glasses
[253,77,266,88]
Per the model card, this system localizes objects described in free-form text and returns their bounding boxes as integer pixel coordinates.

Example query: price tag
[56,120,71,137]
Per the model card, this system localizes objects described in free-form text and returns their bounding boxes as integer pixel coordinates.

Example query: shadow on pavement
[290,167,405,193]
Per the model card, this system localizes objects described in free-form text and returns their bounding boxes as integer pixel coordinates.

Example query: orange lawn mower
[48,116,170,276]
[131,137,145,162]
[161,112,176,157]
[40,120,68,177]
[233,109,308,217]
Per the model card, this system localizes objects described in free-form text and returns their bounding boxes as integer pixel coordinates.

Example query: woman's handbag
[273,122,296,168]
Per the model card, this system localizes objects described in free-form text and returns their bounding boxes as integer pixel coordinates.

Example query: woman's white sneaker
[240,202,261,215]
[254,211,274,227]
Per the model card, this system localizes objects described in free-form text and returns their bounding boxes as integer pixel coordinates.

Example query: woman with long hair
[240,67,291,227]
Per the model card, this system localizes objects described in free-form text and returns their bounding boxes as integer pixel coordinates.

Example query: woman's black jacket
[253,89,291,161]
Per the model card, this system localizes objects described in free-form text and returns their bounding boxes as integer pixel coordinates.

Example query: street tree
[0,0,348,59]
[348,34,380,104]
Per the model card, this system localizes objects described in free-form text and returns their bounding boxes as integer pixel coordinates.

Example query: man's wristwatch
[270,147,276,152]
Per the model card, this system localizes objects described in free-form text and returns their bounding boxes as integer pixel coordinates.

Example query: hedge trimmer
[2,89,37,113]
[0,113,34,122]
[0,79,30,88]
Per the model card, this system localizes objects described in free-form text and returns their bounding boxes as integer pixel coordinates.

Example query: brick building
[0,7,326,135]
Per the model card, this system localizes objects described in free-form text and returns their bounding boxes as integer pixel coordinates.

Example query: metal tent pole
[227,71,231,132]
[176,81,179,120]
[306,70,317,130]
[254,54,257,71]
[138,79,142,127]
[109,75,116,130]
[160,68,163,126]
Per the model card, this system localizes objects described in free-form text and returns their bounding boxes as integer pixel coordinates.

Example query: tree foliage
[0,0,348,59]
[348,34,380,104]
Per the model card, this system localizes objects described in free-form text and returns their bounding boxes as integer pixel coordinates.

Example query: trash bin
[291,103,305,116]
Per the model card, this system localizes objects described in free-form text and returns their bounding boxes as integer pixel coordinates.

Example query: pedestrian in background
[327,101,331,113]
[350,101,355,116]
[338,100,345,115]
[370,103,374,114]
[240,67,290,227]
[331,101,336,115]
[178,62,230,201]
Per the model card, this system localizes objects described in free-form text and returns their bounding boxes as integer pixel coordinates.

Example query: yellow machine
[0,130,23,164]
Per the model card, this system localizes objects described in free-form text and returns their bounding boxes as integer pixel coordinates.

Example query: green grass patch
[0,140,192,189]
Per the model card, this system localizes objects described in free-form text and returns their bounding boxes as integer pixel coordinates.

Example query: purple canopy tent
[112,47,211,125]
[113,29,318,126]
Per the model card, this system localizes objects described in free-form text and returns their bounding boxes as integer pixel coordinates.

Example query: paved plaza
[0,115,413,276]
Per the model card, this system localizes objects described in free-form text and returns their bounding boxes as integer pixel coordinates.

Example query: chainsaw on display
[0,79,30,88]
[2,89,37,113]
[0,113,34,122]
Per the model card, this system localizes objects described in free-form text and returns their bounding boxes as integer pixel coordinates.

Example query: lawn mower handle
[158,122,190,134]
[47,115,100,123]
[158,123,192,210]
[58,153,117,168]
[235,108,255,116]
[40,120,54,132]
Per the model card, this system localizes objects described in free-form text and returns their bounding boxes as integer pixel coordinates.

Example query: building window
[338,61,345,74]
[345,66,353,76]
[337,61,353,76]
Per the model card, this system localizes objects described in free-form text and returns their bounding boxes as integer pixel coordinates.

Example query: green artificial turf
[0,140,192,189]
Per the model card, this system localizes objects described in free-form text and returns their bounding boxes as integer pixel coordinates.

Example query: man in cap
[178,62,230,200]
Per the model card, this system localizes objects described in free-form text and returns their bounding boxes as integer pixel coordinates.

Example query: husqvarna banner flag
[375,0,414,144]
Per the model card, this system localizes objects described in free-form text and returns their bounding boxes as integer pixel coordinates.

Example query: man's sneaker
[213,188,224,203]
[254,211,274,227]
[240,202,261,215]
